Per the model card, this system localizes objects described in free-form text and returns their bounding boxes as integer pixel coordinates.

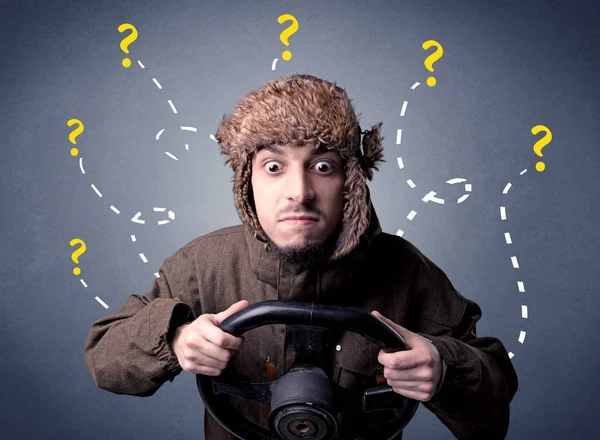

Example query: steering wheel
[196,300,419,440]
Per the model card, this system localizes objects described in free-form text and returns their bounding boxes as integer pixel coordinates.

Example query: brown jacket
[84,204,518,439]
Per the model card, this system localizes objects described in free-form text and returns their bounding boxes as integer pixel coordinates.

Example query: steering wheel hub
[268,367,338,439]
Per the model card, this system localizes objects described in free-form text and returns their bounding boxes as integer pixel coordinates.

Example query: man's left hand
[371,310,443,402]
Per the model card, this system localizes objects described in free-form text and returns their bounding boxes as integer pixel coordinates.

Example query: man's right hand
[169,299,249,375]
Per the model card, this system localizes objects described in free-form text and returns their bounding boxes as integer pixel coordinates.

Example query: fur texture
[215,74,385,261]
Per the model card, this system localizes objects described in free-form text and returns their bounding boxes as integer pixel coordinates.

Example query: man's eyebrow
[257,145,335,157]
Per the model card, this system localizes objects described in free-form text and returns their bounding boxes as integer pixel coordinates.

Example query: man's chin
[266,236,335,267]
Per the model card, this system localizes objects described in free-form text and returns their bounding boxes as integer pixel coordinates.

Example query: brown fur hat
[215,74,385,262]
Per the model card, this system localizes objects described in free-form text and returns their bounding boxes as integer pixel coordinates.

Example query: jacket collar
[244,197,382,299]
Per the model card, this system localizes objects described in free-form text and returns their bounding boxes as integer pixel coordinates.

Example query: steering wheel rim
[197,300,420,440]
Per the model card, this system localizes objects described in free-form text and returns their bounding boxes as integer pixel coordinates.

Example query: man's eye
[314,161,333,173]
[264,161,282,173]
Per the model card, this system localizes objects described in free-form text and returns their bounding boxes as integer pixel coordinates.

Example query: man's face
[251,144,345,265]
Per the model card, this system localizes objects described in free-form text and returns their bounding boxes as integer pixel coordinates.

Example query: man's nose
[284,167,315,203]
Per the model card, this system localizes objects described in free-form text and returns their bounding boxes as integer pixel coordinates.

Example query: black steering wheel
[196,300,419,440]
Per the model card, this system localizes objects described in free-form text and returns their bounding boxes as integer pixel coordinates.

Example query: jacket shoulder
[161,224,248,270]
[370,231,431,268]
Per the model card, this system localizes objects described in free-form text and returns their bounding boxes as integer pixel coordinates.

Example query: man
[85,74,518,439]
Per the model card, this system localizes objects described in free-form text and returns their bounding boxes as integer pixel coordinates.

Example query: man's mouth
[280,215,319,225]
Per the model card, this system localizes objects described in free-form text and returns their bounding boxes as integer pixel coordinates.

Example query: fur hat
[215,74,385,262]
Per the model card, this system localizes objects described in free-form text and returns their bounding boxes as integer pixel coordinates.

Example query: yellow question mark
[278,14,299,61]
[118,23,138,68]
[70,238,87,276]
[531,125,552,172]
[66,119,84,156]
[422,40,444,87]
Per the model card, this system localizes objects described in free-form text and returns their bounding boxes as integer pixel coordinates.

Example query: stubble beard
[265,229,339,268]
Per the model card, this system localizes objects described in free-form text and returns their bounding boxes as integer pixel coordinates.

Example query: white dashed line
[422,191,444,204]
[457,194,470,204]
[131,212,145,224]
[465,184,472,192]
[407,210,417,221]
[185,143,189,151]
[153,207,166,212]
[397,157,404,169]
[396,129,402,145]
[508,352,514,359]
[518,281,525,292]
[80,279,88,288]
[157,220,169,225]
[156,129,165,140]
[165,152,178,160]
[400,101,408,117]
[152,78,162,89]
[504,232,512,244]
[168,100,178,114]
[139,253,148,263]
[502,183,512,194]
[210,134,217,142]
[407,179,416,189]
[518,331,526,344]
[271,58,278,70]
[521,305,528,319]
[138,60,145,69]
[520,169,527,175]
[500,206,507,220]
[511,256,520,269]
[181,126,197,132]
[131,235,136,242]
[396,229,404,237]
[91,184,102,197]
[79,158,85,174]
[95,296,109,309]
[411,82,420,89]
[110,205,120,214]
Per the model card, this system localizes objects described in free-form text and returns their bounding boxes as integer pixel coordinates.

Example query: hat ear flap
[360,122,385,181]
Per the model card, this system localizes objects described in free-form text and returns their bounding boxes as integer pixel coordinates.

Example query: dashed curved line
[400,101,408,117]
[80,278,109,308]
[181,126,197,132]
[500,171,531,359]
[137,60,145,69]
[411,82,420,90]
[165,152,178,161]
[168,100,178,114]
[210,134,217,142]
[110,206,120,214]
[272,58,278,70]
[95,297,109,309]
[422,191,444,204]
[397,157,404,169]
[79,158,85,174]
[396,129,402,145]
[152,78,162,89]
[407,179,416,188]
[91,184,102,197]
[156,128,165,140]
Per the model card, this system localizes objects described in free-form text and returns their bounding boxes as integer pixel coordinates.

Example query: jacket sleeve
[84,254,196,397]
[413,258,519,439]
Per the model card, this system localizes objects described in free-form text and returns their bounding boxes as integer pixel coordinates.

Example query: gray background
[1,0,599,438]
